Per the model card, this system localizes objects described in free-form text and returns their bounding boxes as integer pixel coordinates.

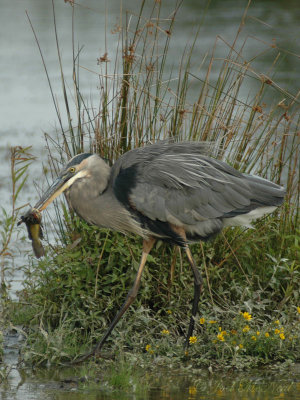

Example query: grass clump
[9,0,300,372]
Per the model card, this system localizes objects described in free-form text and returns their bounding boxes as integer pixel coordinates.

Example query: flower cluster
[274,324,285,340]
[144,308,299,360]
[196,311,298,354]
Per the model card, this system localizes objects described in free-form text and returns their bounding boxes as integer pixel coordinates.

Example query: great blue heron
[23,141,285,361]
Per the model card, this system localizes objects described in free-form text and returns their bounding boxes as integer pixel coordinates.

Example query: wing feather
[111,142,285,237]
[127,151,252,223]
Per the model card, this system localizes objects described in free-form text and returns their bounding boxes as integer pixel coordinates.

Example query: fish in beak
[18,170,76,257]
[17,208,45,258]
[18,156,90,257]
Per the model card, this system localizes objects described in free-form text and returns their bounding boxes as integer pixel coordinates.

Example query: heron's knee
[127,286,139,303]
[193,268,203,286]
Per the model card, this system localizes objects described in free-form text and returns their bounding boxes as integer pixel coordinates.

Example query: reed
[0,147,35,294]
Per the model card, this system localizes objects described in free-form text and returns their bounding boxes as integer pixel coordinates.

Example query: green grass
[6,0,300,371]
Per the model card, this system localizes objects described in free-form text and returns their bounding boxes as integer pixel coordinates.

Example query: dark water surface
[1,0,299,399]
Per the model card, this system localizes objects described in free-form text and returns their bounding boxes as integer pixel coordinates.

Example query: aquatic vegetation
[0,147,35,294]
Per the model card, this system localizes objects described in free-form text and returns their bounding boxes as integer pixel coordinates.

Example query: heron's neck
[68,186,146,237]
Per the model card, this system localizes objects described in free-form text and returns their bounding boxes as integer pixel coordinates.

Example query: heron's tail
[243,174,286,207]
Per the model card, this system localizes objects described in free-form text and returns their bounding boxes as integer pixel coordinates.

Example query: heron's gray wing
[127,153,253,224]
[112,143,284,232]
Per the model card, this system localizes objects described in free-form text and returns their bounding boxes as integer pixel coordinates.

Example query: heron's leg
[73,237,156,363]
[184,245,203,348]
[169,225,204,348]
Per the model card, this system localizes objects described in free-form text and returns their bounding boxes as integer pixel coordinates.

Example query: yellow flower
[167,310,172,314]
[217,333,225,342]
[189,336,197,344]
[265,332,270,338]
[209,320,217,324]
[199,317,205,324]
[145,344,151,352]
[242,312,252,321]
[297,306,300,314]
[239,344,244,349]
[274,329,280,335]
[161,329,170,335]
[231,329,237,335]
[185,350,189,356]
[279,333,285,340]
[251,336,257,341]
[274,320,280,325]
[218,327,222,332]
[242,325,250,333]
[256,331,260,336]
[189,386,197,395]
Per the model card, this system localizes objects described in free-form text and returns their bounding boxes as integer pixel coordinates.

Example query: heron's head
[34,153,107,212]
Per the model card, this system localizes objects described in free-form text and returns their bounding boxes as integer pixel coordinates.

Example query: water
[2,330,300,399]
[1,0,299,398]
[3,372,300,399]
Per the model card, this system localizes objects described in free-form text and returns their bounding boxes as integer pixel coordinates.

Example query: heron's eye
[69,167,76,173]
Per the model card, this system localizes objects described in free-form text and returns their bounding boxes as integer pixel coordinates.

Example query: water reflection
[147,368,300,399]
[1,365,300,400]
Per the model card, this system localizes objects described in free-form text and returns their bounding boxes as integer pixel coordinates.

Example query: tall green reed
[0,147,35,294]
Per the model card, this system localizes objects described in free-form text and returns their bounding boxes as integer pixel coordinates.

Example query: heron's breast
[67,185,146,237]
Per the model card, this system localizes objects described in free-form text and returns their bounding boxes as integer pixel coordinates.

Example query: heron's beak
[34,176,70,212]
[33,169,88,212]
